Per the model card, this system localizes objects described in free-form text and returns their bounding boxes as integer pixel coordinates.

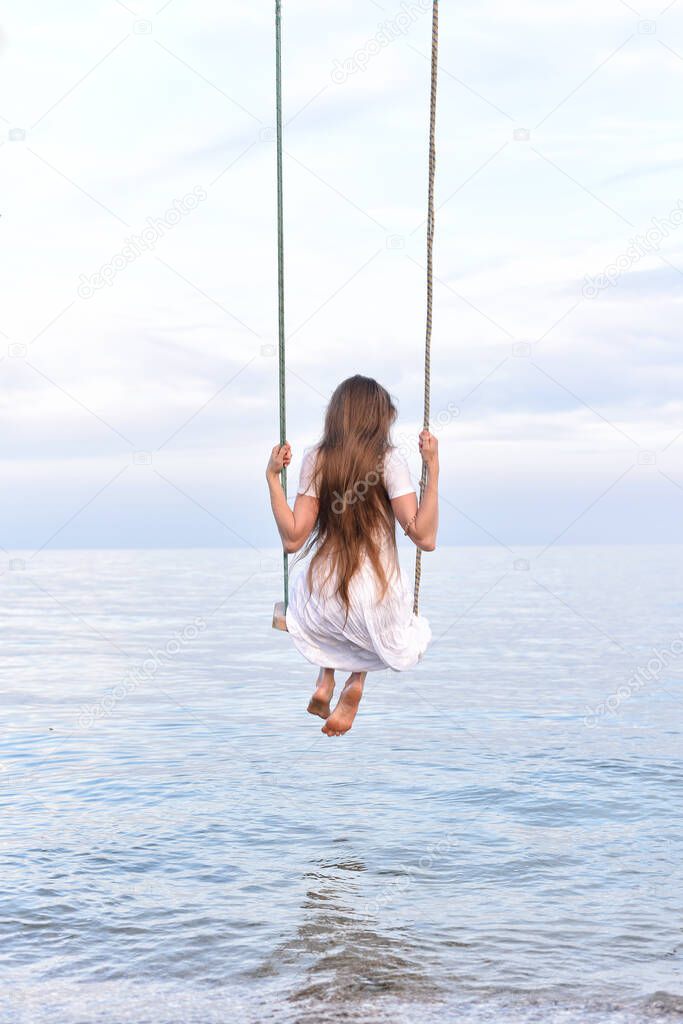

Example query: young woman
[266,375,439,738]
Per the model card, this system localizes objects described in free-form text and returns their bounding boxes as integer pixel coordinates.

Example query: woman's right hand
[267,442,292,479]
[419,430,438,467]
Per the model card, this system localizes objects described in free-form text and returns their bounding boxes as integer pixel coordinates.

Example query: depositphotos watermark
[331,418,448,514]
[331,457,385,515]
[583,632,683,727]
[77,618,207,729]
[77,187,207,298]
[395,403,459,460]
[582,199,683,298]
[331,0,431,84]
[362,832,459,916]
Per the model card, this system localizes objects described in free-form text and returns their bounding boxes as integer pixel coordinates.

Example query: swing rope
[413,0,439,617]
[274,1,439,618]
[275,0,288,611]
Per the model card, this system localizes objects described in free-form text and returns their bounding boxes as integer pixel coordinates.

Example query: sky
[1,0,682,555]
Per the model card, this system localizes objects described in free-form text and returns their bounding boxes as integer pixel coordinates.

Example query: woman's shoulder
[383,445,415,499]
[298,445,321,498]
[301,444,321,469]
[384,445,409,468]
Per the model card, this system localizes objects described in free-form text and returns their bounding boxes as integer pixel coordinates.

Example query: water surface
[1,546,682,1022]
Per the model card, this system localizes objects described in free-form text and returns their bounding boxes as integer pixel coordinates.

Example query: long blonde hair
[303,375,398,616]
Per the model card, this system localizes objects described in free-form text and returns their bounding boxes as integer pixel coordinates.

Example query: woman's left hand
[267,442,292,478]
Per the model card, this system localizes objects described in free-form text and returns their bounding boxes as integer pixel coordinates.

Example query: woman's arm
[266,443,318,554]
[391,431,439,552]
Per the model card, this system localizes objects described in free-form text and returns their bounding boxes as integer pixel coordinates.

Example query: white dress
[286,446,432,673]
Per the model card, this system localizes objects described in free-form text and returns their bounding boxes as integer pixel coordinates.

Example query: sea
[1,545,681,1023]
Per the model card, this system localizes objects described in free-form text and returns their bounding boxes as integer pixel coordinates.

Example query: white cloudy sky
[1,0,682,554]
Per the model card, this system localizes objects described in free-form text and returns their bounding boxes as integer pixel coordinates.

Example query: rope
[413,0,439,617]
[274,2,438,617]
[276,0,289,609]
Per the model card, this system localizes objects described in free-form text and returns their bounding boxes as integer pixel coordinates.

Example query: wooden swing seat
[272,601,288,632]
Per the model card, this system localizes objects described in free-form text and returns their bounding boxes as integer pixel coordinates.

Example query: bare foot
[322,674,366,737]
[307,668,335,720]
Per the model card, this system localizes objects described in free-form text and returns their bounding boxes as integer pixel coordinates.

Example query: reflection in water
[252,857,438,1021]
